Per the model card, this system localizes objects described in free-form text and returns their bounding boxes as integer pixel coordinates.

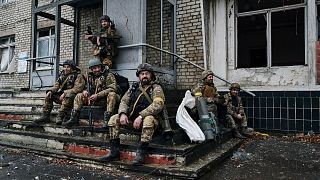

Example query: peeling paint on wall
[228,66,309,86]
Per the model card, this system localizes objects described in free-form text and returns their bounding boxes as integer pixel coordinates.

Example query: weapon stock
[86,72,93,129]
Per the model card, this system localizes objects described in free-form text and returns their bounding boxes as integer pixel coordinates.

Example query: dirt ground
[206,133,320,180]
[1,134,320,180]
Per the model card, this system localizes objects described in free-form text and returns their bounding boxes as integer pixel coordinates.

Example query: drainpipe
[200,0,207,69]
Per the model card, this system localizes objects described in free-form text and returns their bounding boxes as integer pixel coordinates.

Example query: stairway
[0,89,243,179]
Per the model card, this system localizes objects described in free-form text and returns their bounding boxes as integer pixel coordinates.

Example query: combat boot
[99,138,120,162]
[132,142,149,166]
[55,111,65,125]
[62,110,80,127]
[241,126,253,137]
[102,111,111,130]
[233,129,246,139]
[33,113,51,124]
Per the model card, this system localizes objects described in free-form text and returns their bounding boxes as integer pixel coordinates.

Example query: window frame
[0,36,15,74]
[235,1,307,68]
[36,27,55,71]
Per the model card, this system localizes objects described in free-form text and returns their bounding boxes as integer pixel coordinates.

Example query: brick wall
[78,6,102,72]
[176,0,204,89]
[0,0,31,89]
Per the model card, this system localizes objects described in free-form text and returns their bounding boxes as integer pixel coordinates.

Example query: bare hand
[45,91,52,100]
[59,93,66,102]
[83,90,89,97]
[84,35,93,40]
[119,114,129,125]
[89,94,98,102]
[133,116,143,129]
[237,114,243,119]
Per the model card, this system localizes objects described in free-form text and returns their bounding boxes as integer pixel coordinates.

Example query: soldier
[224,83,253,138]
[62,58,119,128]
[192,70,225,117]
[99,63,165,166]
[84,15,120,68]
[33,60,85,125]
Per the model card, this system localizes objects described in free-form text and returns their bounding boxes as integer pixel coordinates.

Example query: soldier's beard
[141,78,151,85]
[93,71,102,76]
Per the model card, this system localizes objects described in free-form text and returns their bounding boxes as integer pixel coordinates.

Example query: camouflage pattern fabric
[224,92,247,128]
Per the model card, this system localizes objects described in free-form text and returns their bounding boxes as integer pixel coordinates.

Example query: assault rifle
[86,72,93,129]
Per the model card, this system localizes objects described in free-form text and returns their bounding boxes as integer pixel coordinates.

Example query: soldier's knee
[143,116,158,128]
[108,114,119,126]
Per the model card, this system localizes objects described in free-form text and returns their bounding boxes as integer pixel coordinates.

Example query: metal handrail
[118,43,256,96]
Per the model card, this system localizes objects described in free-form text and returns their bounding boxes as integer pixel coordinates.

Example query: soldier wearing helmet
[192,70,225,116]
[224,83,253,138]
[33,60,85,125]
[62,58,120,128]
[84,15,120,68]
[100,63,166,166]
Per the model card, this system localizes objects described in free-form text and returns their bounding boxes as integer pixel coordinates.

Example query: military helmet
[99,15,111,22]
[229,83,241,90]
[136,63,154,77]
[62,60,77,70]
[88,58,102,69]
[201,70,214,80]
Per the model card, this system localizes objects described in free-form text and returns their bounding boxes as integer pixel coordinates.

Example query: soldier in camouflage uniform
[62,58,119,128]
[224,83,253,138]
[99,63,165,166]
[84,15,120,68]
[33,60,85,125]
[192,70,225,116]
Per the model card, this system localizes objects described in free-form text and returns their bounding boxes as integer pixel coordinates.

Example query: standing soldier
[84,15,120,68]
[99,63,165,166]
[62,58,119,128]
[33,60,85,125]
[192,70,225,118]
[224,83,253,138]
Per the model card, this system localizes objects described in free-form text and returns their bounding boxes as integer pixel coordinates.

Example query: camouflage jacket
[224,92,245,118]
[191,80,224,104]
[118,79,165,119]
[49,70,85,97]
[87,69,117,99]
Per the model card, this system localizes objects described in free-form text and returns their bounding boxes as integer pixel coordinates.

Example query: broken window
[237,0,305,68]
[0,0,14,5]
[0,36,15,73]
[36,27,55,69]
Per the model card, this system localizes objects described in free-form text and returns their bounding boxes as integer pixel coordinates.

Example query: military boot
[102,111,111,130]
[55,111,65,125]
[132,142,149,166]
[233,129,246,139]
[241,126,253,137]
[33,113,51,124]
[99,138,120,162]
[62,110,80,127]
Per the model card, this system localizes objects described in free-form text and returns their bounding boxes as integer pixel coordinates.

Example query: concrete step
[0,122,242,179]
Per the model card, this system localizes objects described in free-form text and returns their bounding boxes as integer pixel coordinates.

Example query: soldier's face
[101,20,110,29]
[139,71,152,85]
[63,65,73,75]
[205,75,214,85]
[231,89,239,96]
[91,65,103,76]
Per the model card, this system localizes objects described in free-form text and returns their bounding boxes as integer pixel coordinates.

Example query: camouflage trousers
[72,92,119,113]
[42,92,75,115]
[225,114,248,129]
[108,114,159,142]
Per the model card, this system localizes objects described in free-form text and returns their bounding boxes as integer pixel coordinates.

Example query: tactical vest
[127,82,153,119]
[88,70,108,95]
[57,72,79,91]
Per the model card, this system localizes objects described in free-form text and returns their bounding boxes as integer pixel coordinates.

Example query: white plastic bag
[176,90,205,143]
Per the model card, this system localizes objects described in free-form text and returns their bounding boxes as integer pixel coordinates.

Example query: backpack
[112,72,129,96]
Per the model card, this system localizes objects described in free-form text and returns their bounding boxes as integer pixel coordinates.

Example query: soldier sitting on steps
[62,58,120,129]
[33,60,85,125]
[224,83,254,138]
[99,63,166,166]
